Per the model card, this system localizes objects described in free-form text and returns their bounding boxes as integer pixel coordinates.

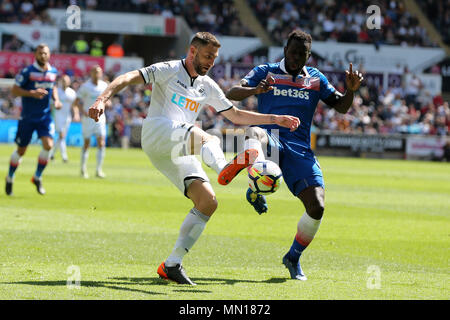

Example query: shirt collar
[280,58,288,73]
[279,58,309,77]
[33,61,51,72]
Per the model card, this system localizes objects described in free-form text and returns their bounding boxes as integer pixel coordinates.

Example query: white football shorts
[54,115,71,134]
[81,116,106,139]
[141,116,210,197]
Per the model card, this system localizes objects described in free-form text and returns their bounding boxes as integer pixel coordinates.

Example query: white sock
[244,138,265,162]
[51,139,59,157]
[10,150,21,165]
[38,149,50,161]
[7,151,22,182]
[200,138,228,174]
[81,148,89,171]
[96,146,105,172]
[296,212,322,247]
[165,208,210,267]
[60,139,67,160]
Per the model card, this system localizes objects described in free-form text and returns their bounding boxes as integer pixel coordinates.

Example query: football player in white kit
[73,65,109,178]
[88,32,300,285]
[51,75,76,162]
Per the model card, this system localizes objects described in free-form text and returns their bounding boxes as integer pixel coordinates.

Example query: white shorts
[82,117,106,139]
[141,116,210,196]
[54,115,71,134]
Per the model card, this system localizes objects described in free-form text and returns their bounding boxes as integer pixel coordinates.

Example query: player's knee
[245,127,262,140]
[204,134,220,145]
[308,201,325,220]
[198,196,218,216]
[43,141,53,151]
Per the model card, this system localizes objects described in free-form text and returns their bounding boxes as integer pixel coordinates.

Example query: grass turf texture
[0,143,448,300]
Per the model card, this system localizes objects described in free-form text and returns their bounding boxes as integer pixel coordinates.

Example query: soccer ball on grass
[247,160,283,194]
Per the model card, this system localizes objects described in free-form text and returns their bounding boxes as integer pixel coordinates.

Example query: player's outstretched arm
[11,85,48,99]
[89,70,144,122]
[323,63,364,114]
[226,76,274,101]
[221,106,300,132]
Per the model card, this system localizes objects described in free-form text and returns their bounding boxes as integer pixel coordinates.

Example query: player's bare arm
[221,106,300,132]
[89,70,144,122]
[71,100,81,122]
[226,76,275,101]
[52,86,62,109]
[11,85,48,99]
[323,63,364,114]
[72,97,87,117]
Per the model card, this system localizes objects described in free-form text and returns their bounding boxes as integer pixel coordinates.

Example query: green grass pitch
[0,143,448,300]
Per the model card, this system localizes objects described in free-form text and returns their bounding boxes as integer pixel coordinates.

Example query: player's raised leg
[158,179,217,285]
[187,126,258,185]
[95,135,106,178]
[283,186,324,281]
[5,147,26,196]
[31,136,53,195]
[243,127,269,214]
[80,138,90,178]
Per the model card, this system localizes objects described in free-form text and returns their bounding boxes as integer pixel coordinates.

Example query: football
[247,160,283,194]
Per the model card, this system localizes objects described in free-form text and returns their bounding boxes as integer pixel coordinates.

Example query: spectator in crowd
[106,40,124,58]
[71,35,89,54]
[2,35,22,51]
[90,37,104,57]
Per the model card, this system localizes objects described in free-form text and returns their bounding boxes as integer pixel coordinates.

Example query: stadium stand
[0,0,253,37]
[417,0,450,45]
[247,0,438,47]
[0,0,448,145]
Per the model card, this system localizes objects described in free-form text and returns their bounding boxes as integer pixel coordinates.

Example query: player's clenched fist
[30,88,48,99]
[89,98,105,122]
[255,76,275,94]
[274,115,301,132]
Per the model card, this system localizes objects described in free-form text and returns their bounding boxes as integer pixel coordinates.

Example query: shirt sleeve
[139,61,176,85]
[318,70,337,100]
[206,79,234,113]
[15,67,29,88]
[241,64,269,87]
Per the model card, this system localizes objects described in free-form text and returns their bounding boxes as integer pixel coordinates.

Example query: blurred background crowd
[0,0,448,148]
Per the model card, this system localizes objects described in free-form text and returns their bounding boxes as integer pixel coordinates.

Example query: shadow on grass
[113,276,288,285]
[4,279,166,296]
[5,276,287,296]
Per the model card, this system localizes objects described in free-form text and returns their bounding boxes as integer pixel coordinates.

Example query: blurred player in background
[51,75,77,163]
[73,65,109,179]
[88,32,300,285]
[5,43,61,196]
[226,29,364,281]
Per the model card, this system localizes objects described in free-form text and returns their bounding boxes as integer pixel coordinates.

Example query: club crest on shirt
[303,77,311,87]
[198,86,206,96]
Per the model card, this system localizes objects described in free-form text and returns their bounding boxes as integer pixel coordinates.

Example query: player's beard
[36,57,48,68]
[285,60,302,76]
[193,55,209,76]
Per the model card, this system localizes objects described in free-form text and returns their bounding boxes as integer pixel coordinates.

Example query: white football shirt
[77,79,108,123]
[55,86,76,119]
[139,60,233,124]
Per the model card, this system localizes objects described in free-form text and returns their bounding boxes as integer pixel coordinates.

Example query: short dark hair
[190,32,221,48]
[286,29,312,48]
[35,43,50,52]
[90,64,102,72]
